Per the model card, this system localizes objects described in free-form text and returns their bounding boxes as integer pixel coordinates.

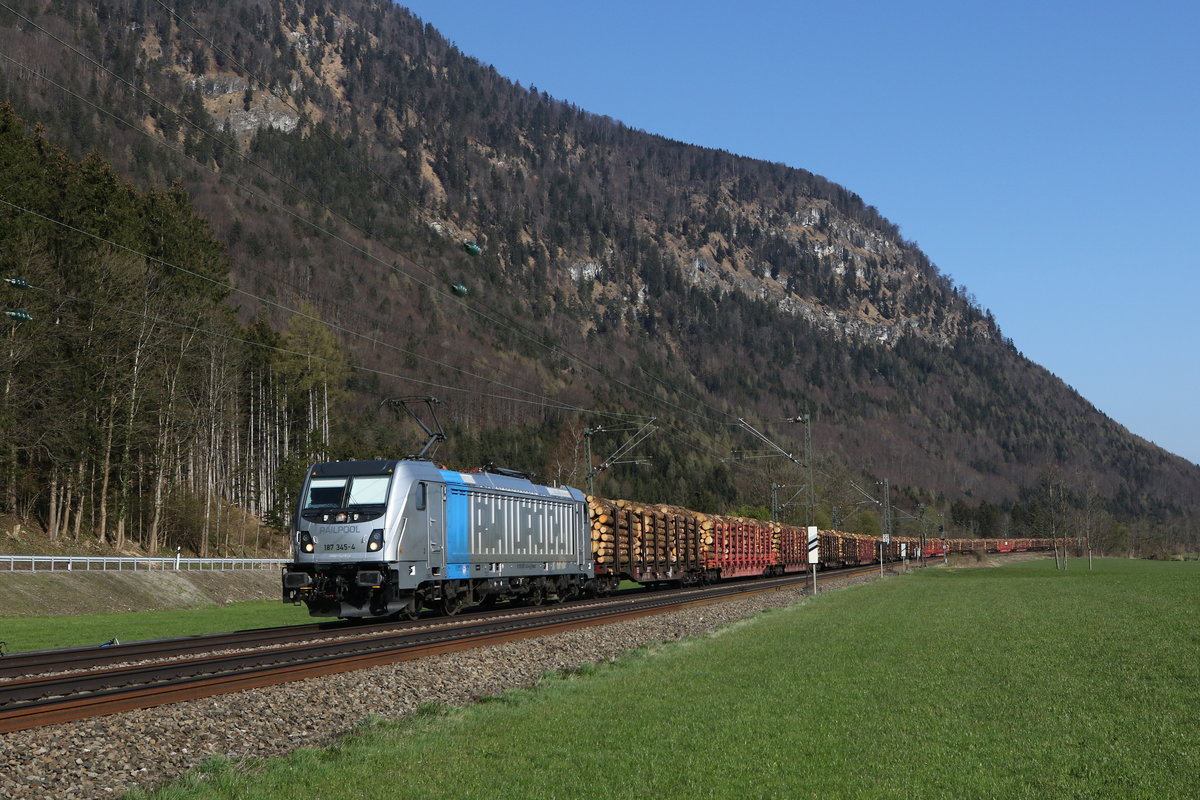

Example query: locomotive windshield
[304,475,391,509]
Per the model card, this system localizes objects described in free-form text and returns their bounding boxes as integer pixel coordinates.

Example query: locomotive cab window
[304,475,392,510]
[305,478,348,509]
[346,476,390,507]
[416,482,427,511]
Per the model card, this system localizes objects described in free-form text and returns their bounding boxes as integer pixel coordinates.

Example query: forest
[0,105,353,554]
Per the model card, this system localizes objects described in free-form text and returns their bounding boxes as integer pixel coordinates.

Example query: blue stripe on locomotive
[439,470,470,577]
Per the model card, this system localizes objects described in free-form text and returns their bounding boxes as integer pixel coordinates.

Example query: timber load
[587,496,710,583]
[588,496,1064,585]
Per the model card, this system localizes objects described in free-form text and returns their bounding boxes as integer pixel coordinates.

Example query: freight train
[281,457,1064,619]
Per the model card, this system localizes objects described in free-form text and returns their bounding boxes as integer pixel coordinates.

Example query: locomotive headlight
[367,528,384,552]
[299,531,315,553]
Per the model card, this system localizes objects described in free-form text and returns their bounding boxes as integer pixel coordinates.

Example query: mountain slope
[0,0,1196,539]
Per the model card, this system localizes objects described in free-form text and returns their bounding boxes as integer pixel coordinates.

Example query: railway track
[0,563,892,733]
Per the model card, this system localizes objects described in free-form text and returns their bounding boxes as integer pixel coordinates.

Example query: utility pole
[939,515,948,565]
[582,419,656,497]
[584,430,595,496]
[879,478,890,577]
[917,503,926,566]
[787,413,817,525]
[879,478,893,543]
[738,413,817,524]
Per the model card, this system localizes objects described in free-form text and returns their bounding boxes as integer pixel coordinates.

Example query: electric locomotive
[282,458,593,618]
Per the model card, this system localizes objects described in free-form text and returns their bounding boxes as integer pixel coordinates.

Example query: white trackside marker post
[881,530,890,578]
[807,526,819,594]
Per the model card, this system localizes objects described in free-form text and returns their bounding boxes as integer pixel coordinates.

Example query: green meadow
[132,558,1199,799]
[0,600,310,653]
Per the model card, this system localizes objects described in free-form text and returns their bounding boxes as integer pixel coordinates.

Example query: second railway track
[0,564,892,734]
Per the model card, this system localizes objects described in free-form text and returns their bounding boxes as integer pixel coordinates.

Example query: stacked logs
[587,496,619,569]
[588,497,939,578]
[588,496,713,577]
[777,524,810,568]
[708,516,781,575]
[818,530,851,566]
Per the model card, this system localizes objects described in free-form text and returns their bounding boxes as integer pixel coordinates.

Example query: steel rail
[0,589,684,679]
[0,622,343,679]
[0,588,726,679]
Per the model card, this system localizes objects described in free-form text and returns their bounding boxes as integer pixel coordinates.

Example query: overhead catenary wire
[10,276,640,421]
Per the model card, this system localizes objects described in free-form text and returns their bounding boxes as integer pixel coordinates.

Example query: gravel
[0,571,882,798]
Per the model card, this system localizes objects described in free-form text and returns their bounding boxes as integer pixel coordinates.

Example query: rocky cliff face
[132,0,988,351]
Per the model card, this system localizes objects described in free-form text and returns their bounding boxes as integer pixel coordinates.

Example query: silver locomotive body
[282,459,593,617]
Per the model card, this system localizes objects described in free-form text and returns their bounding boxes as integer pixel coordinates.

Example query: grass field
[0,600,311,653]
[125,558,1200,799]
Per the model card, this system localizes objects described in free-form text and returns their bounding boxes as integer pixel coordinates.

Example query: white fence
[0,555,288,572]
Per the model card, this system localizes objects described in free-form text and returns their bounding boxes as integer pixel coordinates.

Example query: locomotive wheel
[390,597,420,621]
[440,592,464,616]
[549,578,566,604]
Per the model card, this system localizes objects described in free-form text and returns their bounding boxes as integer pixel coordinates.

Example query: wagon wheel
[526,582,545,606]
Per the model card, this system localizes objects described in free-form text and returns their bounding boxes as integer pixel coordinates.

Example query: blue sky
[399,0,1200,465]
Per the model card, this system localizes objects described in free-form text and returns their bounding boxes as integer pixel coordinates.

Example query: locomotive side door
[434,471,471,580]
[426,481,445,575]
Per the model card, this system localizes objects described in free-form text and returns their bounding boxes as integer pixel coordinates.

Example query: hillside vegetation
[0,0,1196,555]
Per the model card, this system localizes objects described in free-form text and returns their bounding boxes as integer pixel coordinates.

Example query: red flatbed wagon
[705,517,778,579]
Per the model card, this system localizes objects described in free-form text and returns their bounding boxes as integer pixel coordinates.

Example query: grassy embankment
[0,579,652,652]
[130,558,1198,799]
[0,600,310,653]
